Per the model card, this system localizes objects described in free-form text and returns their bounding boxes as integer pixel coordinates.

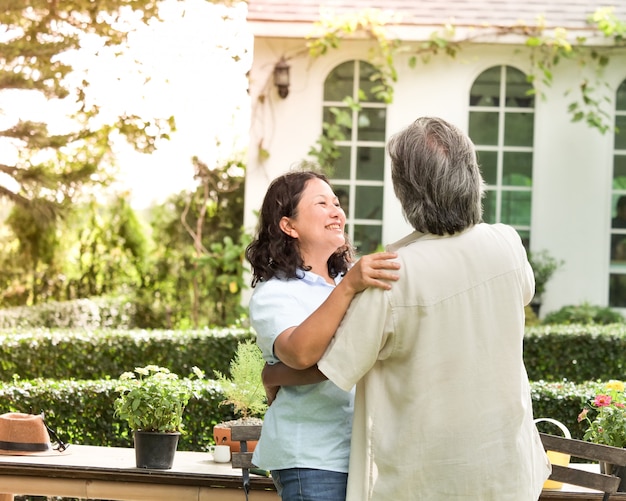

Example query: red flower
[594,395,613,407]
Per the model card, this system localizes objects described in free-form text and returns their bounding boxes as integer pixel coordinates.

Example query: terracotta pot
[213,424,258,453]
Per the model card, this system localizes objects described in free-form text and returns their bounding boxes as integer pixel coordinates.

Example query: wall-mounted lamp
[273,57,290,99]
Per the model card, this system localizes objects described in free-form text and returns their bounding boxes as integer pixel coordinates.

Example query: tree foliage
[303,6,626,135]
[0,0,251,327]
[0,0,177,218]
[140,155,248,329]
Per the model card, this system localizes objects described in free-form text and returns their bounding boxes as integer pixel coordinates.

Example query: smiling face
[279,177,346,272]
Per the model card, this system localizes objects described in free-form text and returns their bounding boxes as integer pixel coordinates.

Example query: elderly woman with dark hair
[245,168,399,501]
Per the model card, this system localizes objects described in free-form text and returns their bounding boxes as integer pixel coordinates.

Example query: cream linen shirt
[317,223,551,501]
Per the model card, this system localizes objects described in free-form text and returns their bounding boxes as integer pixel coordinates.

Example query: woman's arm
[274,251,399,370]
[262,362,327,405]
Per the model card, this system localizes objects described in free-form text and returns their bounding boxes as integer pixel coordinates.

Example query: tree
[141,154,248,329]
[0,0,251,320]
[0,0,177,219]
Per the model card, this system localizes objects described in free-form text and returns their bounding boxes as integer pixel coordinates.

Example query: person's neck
[302,254,333,284]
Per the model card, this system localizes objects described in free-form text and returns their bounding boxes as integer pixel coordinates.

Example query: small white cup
[209,444,231,463]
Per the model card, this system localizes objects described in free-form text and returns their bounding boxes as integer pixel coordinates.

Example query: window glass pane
[469,66,501,107]
[355,147,384,181]
[482,190,497,223]
[612,155,626,189]
[615,116,626,150]
[517,230,530,251]
[610,81,626,299]
[469,111,498,145]
[355,186,383,220]
[357,108,386,141]
[326,60,386,251]
[477,150,497,185]
[500,190,531,226]
[611,234,626,262]
[332,146,351,179]
[609,274,626,307]
[322,106,351,138]
[505,67,533,108]
[612,194,626,220]
[504,112,534,146]
[324,61,354,102]
[359,62,385,103]
[333,185,350,217]
[502,152,533,187]
[470,66,533,243]
[354,224,382,254]
[611,195,626,261]
[617,80,626,111]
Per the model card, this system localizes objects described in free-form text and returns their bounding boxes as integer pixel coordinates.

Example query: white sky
[0,0,252,209]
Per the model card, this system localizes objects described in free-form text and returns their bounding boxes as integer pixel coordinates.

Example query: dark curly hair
[245,170,354,287]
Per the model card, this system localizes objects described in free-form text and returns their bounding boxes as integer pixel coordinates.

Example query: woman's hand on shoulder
[342,251,400,294]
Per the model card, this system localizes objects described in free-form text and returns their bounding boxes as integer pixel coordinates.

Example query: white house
[242,0,626,317]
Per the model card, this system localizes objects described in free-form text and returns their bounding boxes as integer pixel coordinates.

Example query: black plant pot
[134,430,180,469]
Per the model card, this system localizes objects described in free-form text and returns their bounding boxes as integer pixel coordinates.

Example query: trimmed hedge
[524,324,626,381]
[530,379,603,440]
[0,323,623,453]
[2,323,624,383]
[0,376,602,450]
[0,297,137,330]
[0,378,236,452]
[0,327,255,381]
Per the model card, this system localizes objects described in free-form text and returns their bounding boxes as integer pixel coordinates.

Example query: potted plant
[528,249,564,316]
[578,380,626,491]
[213,340,267,452]
[114,364,204,469]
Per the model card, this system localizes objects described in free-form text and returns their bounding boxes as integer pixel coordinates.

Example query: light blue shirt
[249,269,354,472]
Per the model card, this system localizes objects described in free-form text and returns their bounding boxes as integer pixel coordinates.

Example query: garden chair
[539,432,626,500]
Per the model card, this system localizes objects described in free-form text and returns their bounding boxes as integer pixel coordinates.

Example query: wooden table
[0,448,625,501]
[0,444,277,500]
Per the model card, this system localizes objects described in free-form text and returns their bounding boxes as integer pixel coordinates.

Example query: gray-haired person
[265,116,551,501]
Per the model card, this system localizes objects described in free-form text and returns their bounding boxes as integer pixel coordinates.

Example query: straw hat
[0,412,68,456]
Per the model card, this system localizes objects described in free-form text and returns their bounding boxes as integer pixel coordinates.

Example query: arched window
[608,78,626,307]
[468,65,535,249]
[323,60,386,254]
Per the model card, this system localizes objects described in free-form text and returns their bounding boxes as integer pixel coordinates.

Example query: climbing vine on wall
[303,6,626,138]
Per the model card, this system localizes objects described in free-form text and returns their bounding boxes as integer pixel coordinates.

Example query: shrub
[0,327,254,382]
[542,303,625,325]
[0,377,234,451]
[0,296,136,329]
[524,324,626,381]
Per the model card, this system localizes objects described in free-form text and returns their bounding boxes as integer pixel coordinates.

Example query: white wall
[532,58,614,313]
[244,36,626,315]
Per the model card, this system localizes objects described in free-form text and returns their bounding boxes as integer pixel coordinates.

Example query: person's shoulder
[254,274,290,291]
[479,222,519,238]
[386,231,426,252]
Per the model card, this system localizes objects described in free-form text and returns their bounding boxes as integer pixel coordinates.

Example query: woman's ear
[279,216,298,239]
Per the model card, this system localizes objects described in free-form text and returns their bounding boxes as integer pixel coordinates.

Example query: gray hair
[387,116,485,235]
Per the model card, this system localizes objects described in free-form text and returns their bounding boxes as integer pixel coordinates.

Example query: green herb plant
[214,340,267,421]
[114,365,204,433]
